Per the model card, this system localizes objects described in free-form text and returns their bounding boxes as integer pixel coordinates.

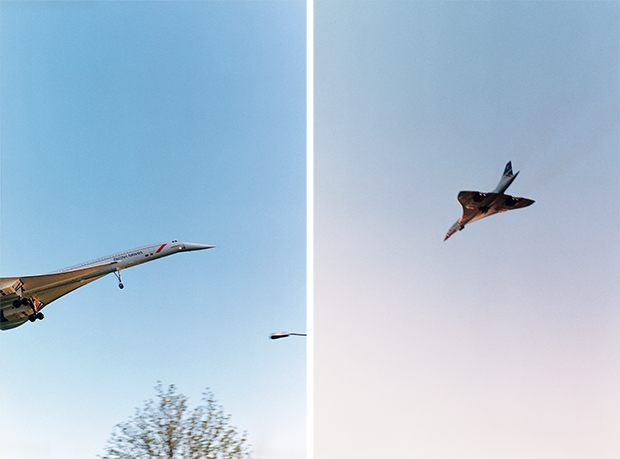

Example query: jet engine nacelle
[2,305,31,322]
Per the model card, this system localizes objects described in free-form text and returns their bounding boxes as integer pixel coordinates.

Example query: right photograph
[313,2,619,459]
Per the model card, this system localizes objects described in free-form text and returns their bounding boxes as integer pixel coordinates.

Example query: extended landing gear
[12,297,31,308]
[114,269,124,289]
[29,312,44,322]
[11,296,45,323]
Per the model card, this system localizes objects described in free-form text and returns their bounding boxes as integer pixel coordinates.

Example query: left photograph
[0,2,306,458]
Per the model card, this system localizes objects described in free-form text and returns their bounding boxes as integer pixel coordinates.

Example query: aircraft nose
[181,242,215,251]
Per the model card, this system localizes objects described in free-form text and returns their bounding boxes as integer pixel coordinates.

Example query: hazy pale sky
[314,1,618,458]
[0,2,305,459]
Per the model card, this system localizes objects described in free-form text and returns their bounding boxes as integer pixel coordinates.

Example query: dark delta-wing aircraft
[444,161,534,241]
[0,240,213,330]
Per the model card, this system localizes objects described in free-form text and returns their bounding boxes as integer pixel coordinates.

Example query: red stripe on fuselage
[155,244,167,253]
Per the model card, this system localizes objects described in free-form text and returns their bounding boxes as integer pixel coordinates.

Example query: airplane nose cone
[181,243,215,251]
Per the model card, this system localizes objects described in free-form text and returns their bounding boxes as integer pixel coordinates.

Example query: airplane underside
[444,162,534,241]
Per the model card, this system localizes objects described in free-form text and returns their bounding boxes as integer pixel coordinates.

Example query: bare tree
[101,383,253,459]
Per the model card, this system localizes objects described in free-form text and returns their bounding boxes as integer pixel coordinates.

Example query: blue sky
[314,1,618,458]
[0,2,305,459]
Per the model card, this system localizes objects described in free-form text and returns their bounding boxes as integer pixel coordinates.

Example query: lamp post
[270,332,307,340]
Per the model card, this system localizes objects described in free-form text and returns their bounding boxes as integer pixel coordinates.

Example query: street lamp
[270,332,307,340]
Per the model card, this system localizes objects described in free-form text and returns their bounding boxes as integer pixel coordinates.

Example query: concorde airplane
[0,240,213,330]
[444,161,534,241]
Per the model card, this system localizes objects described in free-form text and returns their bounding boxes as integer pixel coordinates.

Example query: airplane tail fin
[492,161,519,193]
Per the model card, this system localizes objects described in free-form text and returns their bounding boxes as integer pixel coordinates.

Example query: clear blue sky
[315,1,618,458]
[0,2,306,459]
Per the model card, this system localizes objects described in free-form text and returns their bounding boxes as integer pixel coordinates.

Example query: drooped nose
[180,242,215,251]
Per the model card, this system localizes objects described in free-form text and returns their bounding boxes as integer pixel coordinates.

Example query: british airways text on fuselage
[57,243,166,273]
[114,250,144,262]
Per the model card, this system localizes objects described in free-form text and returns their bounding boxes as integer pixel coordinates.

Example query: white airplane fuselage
[58,240,212,273]
[0,240,213,330]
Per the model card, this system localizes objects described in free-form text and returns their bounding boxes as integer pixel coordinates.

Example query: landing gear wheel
[114,269,124,289]
[13,297,31,307]
[28,313,44,322]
